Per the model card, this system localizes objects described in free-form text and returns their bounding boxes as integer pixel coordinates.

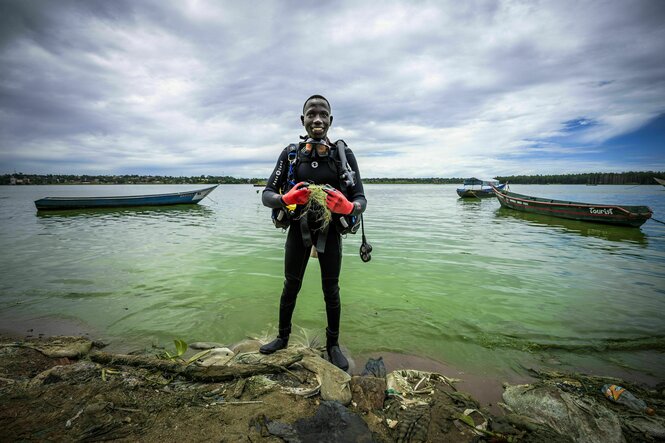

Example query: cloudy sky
[1,0,664,179]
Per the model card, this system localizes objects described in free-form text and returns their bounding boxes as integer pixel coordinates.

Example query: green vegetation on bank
[495,171,664,185]
[2,171,664,185]
[2,174,256,185]
[364,177,462,184]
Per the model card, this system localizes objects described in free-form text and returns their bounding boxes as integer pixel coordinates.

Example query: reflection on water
[456,198,486,206]
[455,196,489,215]
[495,207,648,245]
[36,204,214,220]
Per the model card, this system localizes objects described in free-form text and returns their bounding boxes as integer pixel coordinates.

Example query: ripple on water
[1,184,664,379]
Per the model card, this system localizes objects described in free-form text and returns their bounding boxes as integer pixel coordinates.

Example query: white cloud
[1,0,664,178]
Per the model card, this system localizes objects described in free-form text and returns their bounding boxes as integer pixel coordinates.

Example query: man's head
[301,95,333,140]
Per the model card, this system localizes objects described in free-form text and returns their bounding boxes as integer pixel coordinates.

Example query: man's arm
[262,148,289,209]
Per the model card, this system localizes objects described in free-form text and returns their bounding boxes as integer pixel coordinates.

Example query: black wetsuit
[262,141,367,341]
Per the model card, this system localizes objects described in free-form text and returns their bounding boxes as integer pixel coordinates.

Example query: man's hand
[282,182,311,206]
[324,187,354,215]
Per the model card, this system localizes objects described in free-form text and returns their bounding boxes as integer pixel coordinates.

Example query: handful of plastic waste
[601,384,655,415]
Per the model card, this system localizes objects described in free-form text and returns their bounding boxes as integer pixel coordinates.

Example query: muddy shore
[2,334,664,442]
[0,318,534,414]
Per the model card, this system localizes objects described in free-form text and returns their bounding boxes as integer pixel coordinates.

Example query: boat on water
[492,187,652,227]
[654,177,665,187]
[456,178,506,198]
[34,185,218,211]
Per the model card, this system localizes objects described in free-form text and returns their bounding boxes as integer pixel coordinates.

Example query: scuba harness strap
[286,143,298,188]
[271,144,299,229]
[299,215,329,254]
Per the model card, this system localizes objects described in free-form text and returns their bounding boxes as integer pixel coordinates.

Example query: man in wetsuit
[260,95,367,371]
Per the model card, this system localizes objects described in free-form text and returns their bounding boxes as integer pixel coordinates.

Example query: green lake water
[1,184,664,384]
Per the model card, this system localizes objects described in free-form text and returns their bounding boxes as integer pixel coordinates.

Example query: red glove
[325,188,354,215]
[282,182,310,206]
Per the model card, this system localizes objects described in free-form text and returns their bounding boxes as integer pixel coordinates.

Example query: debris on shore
[1,335,663,442]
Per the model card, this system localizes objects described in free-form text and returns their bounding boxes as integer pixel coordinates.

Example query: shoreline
[0,320,522,413]
[2,333,663,442]
[2,314,661,416]
[0,316,533,414]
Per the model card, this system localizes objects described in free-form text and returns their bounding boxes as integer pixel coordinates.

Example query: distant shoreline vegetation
[493,171,664,185]
[2,171,664,185]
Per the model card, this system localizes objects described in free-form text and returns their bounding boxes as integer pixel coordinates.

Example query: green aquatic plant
[160,338,211,365]
[301,184,332,230]
[162,338,188,360]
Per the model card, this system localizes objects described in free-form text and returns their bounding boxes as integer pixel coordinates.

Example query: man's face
[301,98,333,140]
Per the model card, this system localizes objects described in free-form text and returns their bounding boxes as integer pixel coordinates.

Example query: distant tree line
[494,171,665,185]
[1,174,255,185]
[3,171,664,185]
[363,177,463,184]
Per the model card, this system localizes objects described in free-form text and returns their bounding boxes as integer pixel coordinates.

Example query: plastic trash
[602,384,655,415]
[361,356,386,378]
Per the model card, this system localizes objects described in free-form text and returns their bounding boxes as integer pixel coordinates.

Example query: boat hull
[35,185,218,211]
[457,183,505,198]
[493,188,652,227]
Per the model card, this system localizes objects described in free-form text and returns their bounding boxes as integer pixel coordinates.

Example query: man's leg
[260,222,310,354]
[318,230,348,370]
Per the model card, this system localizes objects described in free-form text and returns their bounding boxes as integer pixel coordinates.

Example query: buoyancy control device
[269,139,371,261]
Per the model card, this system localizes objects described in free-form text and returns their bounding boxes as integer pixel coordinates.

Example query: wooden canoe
[493,187,652,227]
[35,185,218,211]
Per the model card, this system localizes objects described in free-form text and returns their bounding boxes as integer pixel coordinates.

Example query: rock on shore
[1,335,663,442]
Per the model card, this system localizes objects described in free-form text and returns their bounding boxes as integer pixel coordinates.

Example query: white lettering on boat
[589,207,613,215]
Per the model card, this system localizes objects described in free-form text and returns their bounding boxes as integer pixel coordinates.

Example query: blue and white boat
[35,185,218,211]
[456,178,505,198]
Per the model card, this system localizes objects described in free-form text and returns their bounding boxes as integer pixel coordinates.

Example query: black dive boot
[259,336,288,354]
[326,328,349,371]
[260,328,290,354]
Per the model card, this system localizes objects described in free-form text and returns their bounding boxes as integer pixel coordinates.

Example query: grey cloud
[1,0,664,177]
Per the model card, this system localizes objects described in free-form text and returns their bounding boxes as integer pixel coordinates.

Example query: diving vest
[271,140,361,235]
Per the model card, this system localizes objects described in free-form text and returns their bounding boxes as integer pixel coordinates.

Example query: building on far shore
[9,176,30,185]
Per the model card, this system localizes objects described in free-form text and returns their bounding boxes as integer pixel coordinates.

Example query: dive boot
[259,336,289,354]
[325,328,348,371]
[327,345,349,371]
